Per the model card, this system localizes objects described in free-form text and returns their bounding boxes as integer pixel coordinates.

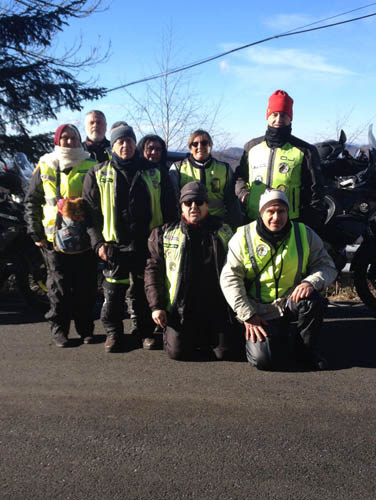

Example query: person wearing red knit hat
[24,124,98,348]
[235,89,326,233]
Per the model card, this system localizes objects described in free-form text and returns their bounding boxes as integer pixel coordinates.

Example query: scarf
[256,216,292,249]
[188,153,213,169]
[112,150,140,169]
[265,124,292,148]
[40,146,90,172]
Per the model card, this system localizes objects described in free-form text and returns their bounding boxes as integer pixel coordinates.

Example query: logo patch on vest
[278,163,290,174]
[152,180,159,190]
[256,244,269,257]
[211,178,220,193]
[276,184,287,192]
[99,175,113,183]
[164,234,180,242]
[169,262,177,272]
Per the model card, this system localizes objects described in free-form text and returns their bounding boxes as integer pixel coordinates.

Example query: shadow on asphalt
[322,302,376,370]
[0,297,45,325]
[1,297,375,370]
[0,296,103,325]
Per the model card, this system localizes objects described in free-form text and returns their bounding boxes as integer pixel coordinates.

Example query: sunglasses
[190,140,210,148]
[183,199,206,207]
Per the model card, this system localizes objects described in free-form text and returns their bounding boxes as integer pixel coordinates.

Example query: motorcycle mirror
[368,124,376,150]
[14,152,32,171]
[339,130,347,145]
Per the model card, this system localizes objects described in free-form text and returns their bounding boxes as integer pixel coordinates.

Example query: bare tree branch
[122,24,225,151]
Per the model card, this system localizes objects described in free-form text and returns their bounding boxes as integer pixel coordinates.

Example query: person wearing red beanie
[24,123,98,348]
[266,90,294,121]
[235,89,326,233]
[53,124,81,146]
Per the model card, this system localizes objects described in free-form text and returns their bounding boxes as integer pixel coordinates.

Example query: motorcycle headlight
[359,202,369,214]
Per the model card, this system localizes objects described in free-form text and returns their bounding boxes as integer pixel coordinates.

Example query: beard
[87,130,105,143]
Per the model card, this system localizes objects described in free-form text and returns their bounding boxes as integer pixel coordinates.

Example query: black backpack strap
[55,165,61,201]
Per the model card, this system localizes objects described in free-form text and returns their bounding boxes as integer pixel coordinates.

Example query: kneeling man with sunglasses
[144,181,234,360]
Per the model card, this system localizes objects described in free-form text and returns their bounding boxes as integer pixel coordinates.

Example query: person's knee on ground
[163,326,186,360]
[246,337,274,370]
[246,318,290,370]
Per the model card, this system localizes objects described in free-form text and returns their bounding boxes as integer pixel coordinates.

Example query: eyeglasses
[190,140,210,148]
[183,199,206,207]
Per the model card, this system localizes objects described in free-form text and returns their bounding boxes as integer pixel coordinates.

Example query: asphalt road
[0,298,375,500]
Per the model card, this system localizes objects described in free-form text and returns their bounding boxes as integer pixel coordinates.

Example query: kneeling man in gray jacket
[220,189,337,370]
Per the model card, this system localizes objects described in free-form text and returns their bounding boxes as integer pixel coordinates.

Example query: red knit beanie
[266,90,293,120]
[54,124,81,146]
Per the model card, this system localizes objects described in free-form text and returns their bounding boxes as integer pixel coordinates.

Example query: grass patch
[325,273,360,302]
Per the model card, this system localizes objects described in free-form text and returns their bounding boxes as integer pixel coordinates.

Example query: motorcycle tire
[15,249,49,313]
[353,243,376,312]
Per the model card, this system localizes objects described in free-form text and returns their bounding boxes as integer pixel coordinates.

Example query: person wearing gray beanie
[220,185,337,371]
[82,121,177,353]
[110,121,137,147]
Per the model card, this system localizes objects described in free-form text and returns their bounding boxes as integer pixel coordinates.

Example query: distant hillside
[214,147,243,170]
[168,147,243,171]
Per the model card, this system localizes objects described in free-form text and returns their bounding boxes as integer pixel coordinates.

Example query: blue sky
[38,0,376,148]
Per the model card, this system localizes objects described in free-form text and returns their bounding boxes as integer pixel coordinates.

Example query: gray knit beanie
[110,121,136,147]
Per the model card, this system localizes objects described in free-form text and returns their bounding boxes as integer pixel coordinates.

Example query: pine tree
[0,0,108,162]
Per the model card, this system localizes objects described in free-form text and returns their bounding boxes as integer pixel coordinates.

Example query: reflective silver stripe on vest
[292,222,303,287]
[40,174,56,182]
[244,224,261,299]
[45,198,57,206]
[171,236,186,311]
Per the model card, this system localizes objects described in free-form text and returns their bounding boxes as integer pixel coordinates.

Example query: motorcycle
[315,126,376,312]
[0,153,49,312]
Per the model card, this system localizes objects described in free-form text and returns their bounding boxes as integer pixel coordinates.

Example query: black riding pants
[44,248,97,338]
[163,313,231,361]
[246,291,327,370]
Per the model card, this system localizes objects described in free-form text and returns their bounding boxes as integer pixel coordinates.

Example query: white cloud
[219,60,230,73]
[262,13,314,32]
[219,46,356,77]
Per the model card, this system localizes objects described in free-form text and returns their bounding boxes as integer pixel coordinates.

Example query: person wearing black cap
[25,124,97,347]
[235,90,326,232]
[144,181,234,360]
[83,110,111,163]
[82,121,177,352]
[220,189,337,370]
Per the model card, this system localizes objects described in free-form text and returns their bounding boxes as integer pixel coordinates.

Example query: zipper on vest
[266,148,276,187]
[292,187,296,213]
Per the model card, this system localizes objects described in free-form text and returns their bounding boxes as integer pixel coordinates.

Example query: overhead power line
[1,3,376,128]
[280,2,376,34]
[107,9,376,93]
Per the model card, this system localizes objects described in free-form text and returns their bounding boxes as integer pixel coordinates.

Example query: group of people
[24,89,338,371]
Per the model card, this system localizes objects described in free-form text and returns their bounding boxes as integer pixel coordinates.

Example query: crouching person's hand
[244,315,269,343]
[152,310,167,329]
